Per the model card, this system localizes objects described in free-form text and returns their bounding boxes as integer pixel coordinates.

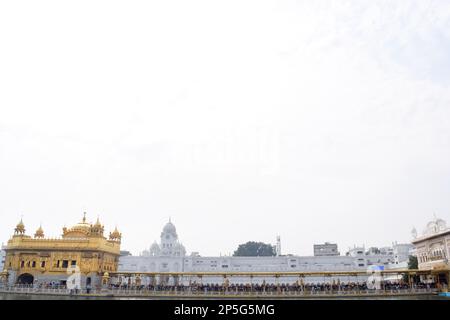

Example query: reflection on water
[1,293,449,300]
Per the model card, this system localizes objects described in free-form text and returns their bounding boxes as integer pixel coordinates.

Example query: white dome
[163,221,176,233]
[436,219,447,229]
[150,242,160,250]
[149,241,161,256]
[161,219,179,240]
[424,217,447,235]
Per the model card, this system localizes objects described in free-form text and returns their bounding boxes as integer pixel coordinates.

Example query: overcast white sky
[1,0,450,256]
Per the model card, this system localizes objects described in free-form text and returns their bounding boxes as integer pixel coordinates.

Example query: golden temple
[1,213,121,288]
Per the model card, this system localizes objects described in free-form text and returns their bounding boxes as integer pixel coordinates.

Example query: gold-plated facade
[3,214,121,287]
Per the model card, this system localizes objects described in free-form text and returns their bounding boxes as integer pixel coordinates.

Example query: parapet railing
[0,285,438,297]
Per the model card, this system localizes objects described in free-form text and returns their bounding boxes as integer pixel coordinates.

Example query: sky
[1,0,450,256]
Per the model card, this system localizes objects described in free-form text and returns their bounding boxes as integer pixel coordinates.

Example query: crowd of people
[107,280,438,294]
[5,279,441,295]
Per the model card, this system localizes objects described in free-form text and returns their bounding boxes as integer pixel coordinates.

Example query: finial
[83,212,87,223]
[169,216,171,223]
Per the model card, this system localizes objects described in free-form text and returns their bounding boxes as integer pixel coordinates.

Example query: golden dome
[62,212,92,238]
[90,216,104,237]
[109,226,122,241]
[74,221,90,228]
[34,225,45,238]
[72,221,91,232]
[74,212,91,229]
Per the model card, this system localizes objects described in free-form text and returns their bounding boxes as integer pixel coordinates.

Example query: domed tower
[90,217,104,237]
[109,226,122,242]
[34,225,45,239]
[149,241,161,256]
[423,216,448,236]
[172,242,186,257]
[161,219,178,238]
[62,212,92,238]
[159,219,186,257]
[160,219,177,256]
[14,218,26,236]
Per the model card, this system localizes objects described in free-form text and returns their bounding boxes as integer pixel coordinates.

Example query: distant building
[379,247,394,256]
[119,221,362,283]
[392,242,414,265]
[366,247,381,255]
[359,243,413,278]
[346,244,411,268]
[347,246,367,267]
[118,221,411,285]
[412,217,450,284]
[313,242,339,256]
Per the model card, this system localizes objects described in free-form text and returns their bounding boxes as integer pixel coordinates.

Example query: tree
[233,241,276,257]
[407,255,418,270]
[403,255,419,283]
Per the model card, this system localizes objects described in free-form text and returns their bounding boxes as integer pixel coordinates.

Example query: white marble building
[140,219,186,258]
[412,217,450,272]
[393,242,415,265]
[411,217,450,285]
[346,243,413,268]
[118,220,413,284]
[313,242,339,256]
